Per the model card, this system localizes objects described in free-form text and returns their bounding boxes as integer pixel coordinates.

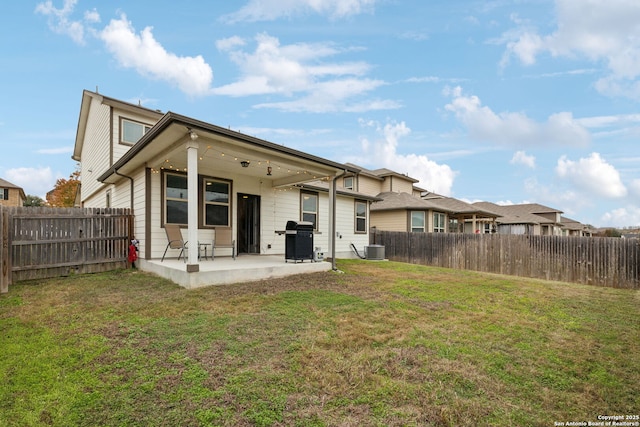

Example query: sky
[1,0,639,228]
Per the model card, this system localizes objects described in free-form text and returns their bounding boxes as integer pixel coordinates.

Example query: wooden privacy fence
[0,207,133,293]
[371,230,640,289]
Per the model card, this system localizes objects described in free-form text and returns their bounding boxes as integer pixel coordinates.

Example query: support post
[186,137,199,270]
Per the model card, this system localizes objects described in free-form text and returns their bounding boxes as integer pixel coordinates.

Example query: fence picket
[371,230,638,289]
[0,207,132,289]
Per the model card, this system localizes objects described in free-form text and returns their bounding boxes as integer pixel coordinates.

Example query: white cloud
[100,14,214,97]
[600,207,640,227]
[510,150,536,168]
[499,0,640,99]
[629,179,640,198]
[5,167,57,198]
[214,33,397,112]
[556,152,627,198]
[221,0,376,23]
[35,0,98,45]
[444,86,591,147]
[357,120,457,195]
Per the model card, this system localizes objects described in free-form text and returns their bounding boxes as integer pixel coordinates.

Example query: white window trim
[120,118,152,145]
[411,211,425,233]
[301,191,319,230]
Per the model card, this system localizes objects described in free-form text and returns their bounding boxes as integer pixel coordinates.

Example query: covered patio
[139,255,331,289]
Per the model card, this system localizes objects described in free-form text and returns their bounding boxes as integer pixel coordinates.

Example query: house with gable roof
[472,202,593,236]
[340,164,497,233]
[0,178,26,207]
[72,89,378,287]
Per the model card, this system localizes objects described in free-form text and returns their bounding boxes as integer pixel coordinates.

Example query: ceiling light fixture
[240,160,250,168]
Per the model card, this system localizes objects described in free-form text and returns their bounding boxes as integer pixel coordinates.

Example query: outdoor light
[240,160,250,168]
[267,166,272,176]
[189,129,198,141]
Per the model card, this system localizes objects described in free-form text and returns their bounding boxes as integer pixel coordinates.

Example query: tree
[46,169,80,207]
[23,194,45,207]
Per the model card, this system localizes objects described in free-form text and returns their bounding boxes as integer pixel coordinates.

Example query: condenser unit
[365,245,385,260]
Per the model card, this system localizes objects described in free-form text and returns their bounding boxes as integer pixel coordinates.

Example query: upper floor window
[433,212,446,232]
[344,176,354,190]
[0,188,7,200]
[121,118,151,145]
[411,211,425,232]
[203,178,230,227]
[301,191,318,229]
[355,200,367,233]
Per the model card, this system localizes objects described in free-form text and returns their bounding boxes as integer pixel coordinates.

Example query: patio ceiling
[100,113,357,187]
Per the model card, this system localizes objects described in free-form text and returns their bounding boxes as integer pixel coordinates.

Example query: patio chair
[161,224,187,262]
[212,228,236,260]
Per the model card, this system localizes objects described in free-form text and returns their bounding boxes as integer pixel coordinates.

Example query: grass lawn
[1,259,638,426]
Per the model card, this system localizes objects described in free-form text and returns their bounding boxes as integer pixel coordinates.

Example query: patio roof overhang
[98,112,360,186]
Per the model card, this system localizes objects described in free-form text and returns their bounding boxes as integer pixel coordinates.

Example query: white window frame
[433,212,446,232]
[301,191,318,230]
[344,176,354,190]
[411,211,425,233]
[121,118,152,145]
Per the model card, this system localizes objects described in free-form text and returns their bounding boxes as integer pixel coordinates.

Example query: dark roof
[473,201,559,225]
[421,194,498,217]
[371,192,445,211]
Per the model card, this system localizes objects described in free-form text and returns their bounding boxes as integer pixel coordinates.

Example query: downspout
[330,170,352,271]
[114,170,135,211]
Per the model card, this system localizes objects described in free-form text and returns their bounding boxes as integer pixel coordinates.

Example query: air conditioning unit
[365,245,385,260]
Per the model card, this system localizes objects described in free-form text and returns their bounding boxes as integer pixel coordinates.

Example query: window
[121,118,151,145]
[204,178,230,227]
[301,191,318,229]
[105,189,111,208]
[165,172,188,225]
[433,212,446,232]
[411,211,425,232]
[355,200,367,233]
[0,188,7,200]
[449,218,460,233]
[163,172,232,227]
[344,176,354,190]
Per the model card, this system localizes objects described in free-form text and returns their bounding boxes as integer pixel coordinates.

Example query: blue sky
[1,0,639,228]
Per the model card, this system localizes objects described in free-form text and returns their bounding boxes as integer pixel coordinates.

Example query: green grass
[1,260,638,426]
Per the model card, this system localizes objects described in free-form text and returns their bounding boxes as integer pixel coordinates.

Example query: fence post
[1,207,9,293]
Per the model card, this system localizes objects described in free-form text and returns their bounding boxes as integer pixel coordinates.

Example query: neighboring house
[72,90,373,273]
[0,178,26,207]
[561,216,594,237]
[343,164,496,233]
[473,202,568,236]
[420,192,498,233]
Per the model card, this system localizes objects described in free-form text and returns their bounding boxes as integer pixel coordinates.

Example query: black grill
[285,220,314,262]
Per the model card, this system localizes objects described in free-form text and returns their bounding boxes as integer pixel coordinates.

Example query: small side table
[198,242,212,260]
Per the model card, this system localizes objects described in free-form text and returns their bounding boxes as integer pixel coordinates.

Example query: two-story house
[72,90,377,285]
[341,164,497,233]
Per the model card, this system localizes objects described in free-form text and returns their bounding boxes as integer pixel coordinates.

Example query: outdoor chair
[161,224,187,262]
[212,228,236,260]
